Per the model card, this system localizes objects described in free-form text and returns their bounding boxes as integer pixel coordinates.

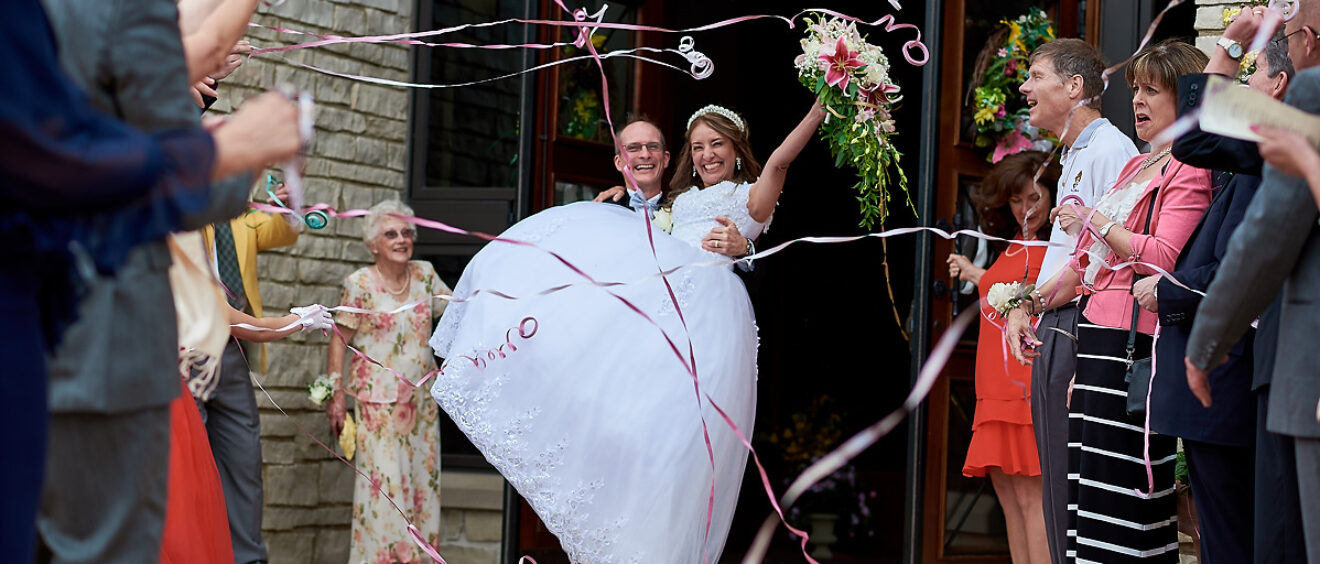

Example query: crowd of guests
[951,5,1320,563]
[1,0,450,562]
[8,0,1320,562]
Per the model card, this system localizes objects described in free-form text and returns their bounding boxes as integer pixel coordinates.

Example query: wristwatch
[1217,36,1244,60]
[743,238,756,258]
[1098,220,1119,239]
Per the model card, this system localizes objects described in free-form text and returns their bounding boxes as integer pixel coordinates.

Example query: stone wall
[208,0,504,562]
[1193,0,1254,54]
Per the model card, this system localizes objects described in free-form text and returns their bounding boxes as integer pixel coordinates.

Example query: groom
[602,116,753,262]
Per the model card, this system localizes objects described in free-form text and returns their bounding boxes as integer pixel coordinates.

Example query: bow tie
[627,190,660,218]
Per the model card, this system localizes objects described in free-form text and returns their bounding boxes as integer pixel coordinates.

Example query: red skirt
[160,379,234,564]
[962,398,1041,477]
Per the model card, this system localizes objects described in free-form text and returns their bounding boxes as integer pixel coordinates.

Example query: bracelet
[743,238,755,259]
[1098,220,1118,239]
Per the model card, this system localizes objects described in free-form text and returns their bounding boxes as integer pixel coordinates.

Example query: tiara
[686,105,746,133]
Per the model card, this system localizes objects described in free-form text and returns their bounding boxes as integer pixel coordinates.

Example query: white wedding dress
[429,180,766,562]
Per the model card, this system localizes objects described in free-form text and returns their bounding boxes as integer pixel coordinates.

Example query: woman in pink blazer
[1004,40,1212,562]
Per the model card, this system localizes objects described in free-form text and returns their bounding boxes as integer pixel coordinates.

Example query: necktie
[628,190,659,218]
[213,221,249,313]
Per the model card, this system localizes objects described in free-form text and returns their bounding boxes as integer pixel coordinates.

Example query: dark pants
[1254,388,1306,564]
[1030,305,1078,564]
[1297,438,1320,563]
[1183,438,1253,564]
[200,340,267,564]
[0,292,47,563]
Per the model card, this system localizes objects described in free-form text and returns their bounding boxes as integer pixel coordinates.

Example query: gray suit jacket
[1186,67,1320,438]
[42,0,250,413]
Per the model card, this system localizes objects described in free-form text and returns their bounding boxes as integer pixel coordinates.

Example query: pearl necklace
[374,264,410,296]
[1138,147,1172,172]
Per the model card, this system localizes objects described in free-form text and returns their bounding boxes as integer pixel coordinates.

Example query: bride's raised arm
[746,100,826,222]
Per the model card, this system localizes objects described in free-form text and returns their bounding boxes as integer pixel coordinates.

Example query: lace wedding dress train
[430,181,767,562]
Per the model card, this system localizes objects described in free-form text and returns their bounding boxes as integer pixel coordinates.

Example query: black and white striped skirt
[1066,316,1178,563]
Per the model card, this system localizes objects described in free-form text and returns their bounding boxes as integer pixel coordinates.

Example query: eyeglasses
[623,142,663,154]
[1275,25,1320,45]
[381,228,415,240]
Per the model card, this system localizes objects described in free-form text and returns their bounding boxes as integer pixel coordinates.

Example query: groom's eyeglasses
[382,228,415,240]
[624,142,663,154]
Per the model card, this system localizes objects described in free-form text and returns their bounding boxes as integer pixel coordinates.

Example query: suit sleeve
[1186,70,1320,369]
[0,0,216,210]
[1158,174,1261,320]
[1172,73,1265,176]
[108,0,250,229]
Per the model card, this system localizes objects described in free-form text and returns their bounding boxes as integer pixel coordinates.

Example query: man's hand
[1052,203,1097,236]
[266,182,290,205]
[1224,5,1266,43]
[192,77,219,109]
[1185,356,1214,408]
[1133,275,1161,313]
[702,216,747,257]
[1004,307,1042,365]
[593,186,627,203]
[210,39,252,80]
[210,91,302,179]
[1256,126,1320,180]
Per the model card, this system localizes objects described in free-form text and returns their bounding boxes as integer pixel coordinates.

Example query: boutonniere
[652,208,674,234]
[987,281,1035,317]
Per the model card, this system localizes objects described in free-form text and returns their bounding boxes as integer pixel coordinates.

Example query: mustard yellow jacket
[203,210,300,370]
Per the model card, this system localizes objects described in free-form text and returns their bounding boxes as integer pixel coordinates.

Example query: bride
[429,100,824,561]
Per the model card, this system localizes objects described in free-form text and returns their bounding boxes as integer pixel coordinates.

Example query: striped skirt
[1067,318,1178,563]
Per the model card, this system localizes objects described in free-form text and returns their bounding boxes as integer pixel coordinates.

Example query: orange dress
[160,379,234,564]
[962,242,1044,477]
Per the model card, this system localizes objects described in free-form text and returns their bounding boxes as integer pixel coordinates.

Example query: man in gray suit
[1185,19,1320,559]
[36,0,289,561]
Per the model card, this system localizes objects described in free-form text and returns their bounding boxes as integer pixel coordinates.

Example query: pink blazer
[1074,155,1212,334]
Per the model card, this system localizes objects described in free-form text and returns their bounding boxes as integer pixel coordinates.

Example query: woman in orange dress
[160,304,315,564]
[947,150,1058,564]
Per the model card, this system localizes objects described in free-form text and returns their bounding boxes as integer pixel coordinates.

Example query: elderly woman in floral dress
[326,199,451,563]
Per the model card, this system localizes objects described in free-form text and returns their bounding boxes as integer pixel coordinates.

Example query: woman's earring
[735,157,742,172]
[692,165,698,176]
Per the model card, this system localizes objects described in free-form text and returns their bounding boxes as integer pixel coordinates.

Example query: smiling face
[369,217,415,266]
[1019,56,1072,133]
[1130,75,1177,143]
[613,121,669,195]
[1011,182,1052,237]
[688,121,739,187]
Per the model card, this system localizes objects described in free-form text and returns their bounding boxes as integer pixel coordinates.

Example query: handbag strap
[1125,165,1167,364]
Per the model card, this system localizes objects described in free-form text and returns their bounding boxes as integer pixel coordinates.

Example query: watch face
[1228,43,1243,58]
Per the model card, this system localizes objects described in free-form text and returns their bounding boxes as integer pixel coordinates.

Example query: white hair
[362,199,416,245]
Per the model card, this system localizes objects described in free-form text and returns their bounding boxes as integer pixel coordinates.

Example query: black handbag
[1124,181,1162,422]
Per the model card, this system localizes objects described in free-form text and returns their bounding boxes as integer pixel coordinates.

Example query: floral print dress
[335,260,449,564]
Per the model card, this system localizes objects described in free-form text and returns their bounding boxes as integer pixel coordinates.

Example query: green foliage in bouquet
[796,15,909,228]
[969,8,1056,162]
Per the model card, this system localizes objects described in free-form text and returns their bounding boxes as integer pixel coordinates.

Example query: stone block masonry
[206,0,504,561]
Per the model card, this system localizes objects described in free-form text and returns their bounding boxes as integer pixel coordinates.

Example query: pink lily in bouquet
[818,36,866,91]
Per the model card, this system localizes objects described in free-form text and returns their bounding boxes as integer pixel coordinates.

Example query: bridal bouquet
[795,14,908,228]
[986,281,1034,317]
